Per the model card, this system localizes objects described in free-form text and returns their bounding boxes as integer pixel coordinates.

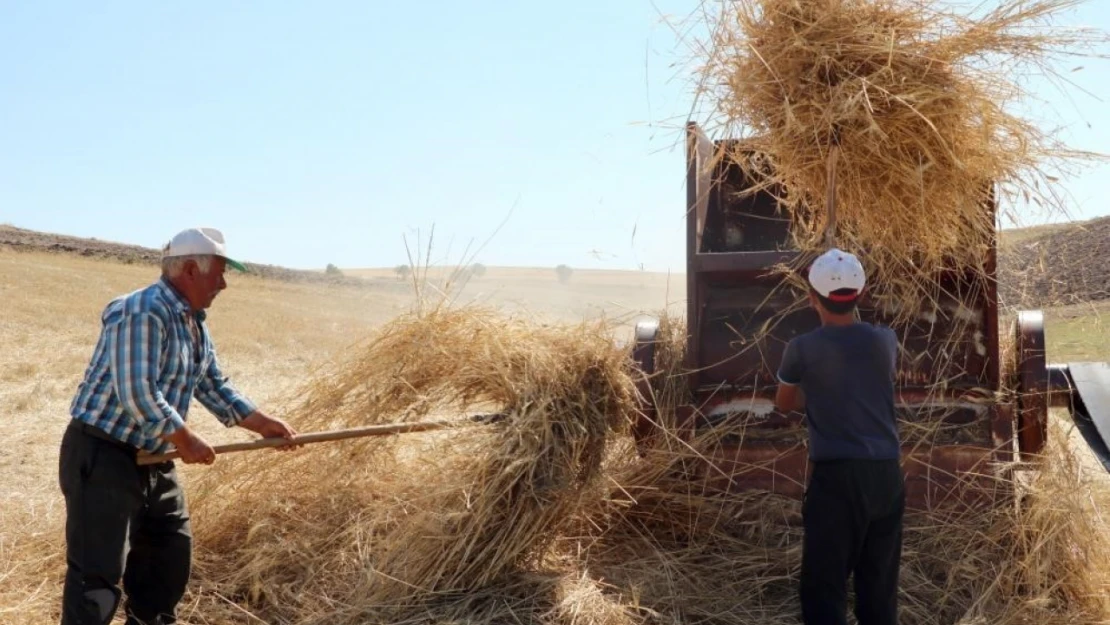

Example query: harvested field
[3,218,1104,322]
[3,298,1109,624]
[1000,216,1110,308]
[0,224,369,286]
[4,1,1110,611]
[3,0,1109,619]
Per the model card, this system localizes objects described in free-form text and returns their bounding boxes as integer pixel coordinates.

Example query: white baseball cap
[162,227,247,272]
[808,248,866,301]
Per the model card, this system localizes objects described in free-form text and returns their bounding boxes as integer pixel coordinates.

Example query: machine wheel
[631,319,660,455]
[1015,310,1048,459]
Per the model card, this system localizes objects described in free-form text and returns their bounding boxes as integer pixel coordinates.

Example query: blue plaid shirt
[69,277,257,453]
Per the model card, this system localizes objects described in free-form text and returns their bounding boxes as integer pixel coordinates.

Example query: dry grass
[0,249,672,623]
[0,248,389,501]
[178,304,637,624]
[687,0,1108,324]
[571,317,1110,625]
[0,250,678,501]
[9,300,1110,625]
[569,421,1110,625]
[2,247,1109,624]
[0,248,392,624]
[345,264,686,334]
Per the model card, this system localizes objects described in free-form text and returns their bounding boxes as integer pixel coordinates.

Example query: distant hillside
[998,216,1110,308]
[0,225,367,286]
[3,218,1109,309]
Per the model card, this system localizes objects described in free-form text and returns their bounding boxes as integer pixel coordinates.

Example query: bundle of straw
[182,303,638,624]
[4,305,1110,624]
[568,318,1110,625]
[571,422,1110,625]
[692,0,1106,319]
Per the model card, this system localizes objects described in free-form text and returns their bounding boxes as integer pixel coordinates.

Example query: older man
[59,227,298,625]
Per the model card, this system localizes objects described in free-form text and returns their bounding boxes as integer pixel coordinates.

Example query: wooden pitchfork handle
[824,141,840,248]
[135,413,505,466]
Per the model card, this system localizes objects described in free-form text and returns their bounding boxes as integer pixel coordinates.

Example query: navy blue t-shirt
[777,323,900,461]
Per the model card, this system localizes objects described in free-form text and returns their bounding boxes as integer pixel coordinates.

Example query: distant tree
[555,264,573,284]
[325,263,343,276]
[470,262,487,278]
[394,264,411,280]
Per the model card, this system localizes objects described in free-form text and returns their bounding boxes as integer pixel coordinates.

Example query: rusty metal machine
[631,121,1110,511]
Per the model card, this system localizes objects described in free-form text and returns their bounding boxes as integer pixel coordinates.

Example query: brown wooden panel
[701,151,796,253]
[693,279,993,390]
[676,442,1003,512]
[684,127,998,393]
[693,250,800,274]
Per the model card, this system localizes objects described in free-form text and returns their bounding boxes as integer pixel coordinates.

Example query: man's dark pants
[800,458,905,625]
[59,420,192,625]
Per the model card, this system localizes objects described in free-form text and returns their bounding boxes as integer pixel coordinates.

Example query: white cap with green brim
[161,227,248,272]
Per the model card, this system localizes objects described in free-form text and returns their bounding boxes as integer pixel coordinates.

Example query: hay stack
[569,317,1110,625]
[570,422,1110,625]
[0,507,62,625]
[182,304,638,624]
[693,0,1106,319]
[4,306,1110,624]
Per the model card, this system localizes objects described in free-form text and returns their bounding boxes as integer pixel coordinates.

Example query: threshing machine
[631,121,1110,511]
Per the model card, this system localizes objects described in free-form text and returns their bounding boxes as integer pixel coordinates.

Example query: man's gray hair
[162,254,214,278]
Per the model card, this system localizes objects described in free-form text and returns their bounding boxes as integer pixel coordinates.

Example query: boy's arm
[885,328,899,381]
[775,382,805,413]
[774,339,805,412]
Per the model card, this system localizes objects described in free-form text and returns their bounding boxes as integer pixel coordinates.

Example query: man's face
[185,256,228,310]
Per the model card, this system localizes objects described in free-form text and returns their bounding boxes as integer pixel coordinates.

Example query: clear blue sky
[2,1,1109,273]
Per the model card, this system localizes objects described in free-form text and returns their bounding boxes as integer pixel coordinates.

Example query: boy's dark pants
[800,458,905,625]
[58,420,192,625]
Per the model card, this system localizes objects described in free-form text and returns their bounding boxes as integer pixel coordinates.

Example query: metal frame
[629,121,1095,511]
[629,117,1110,522]
[1062,362,1110,471]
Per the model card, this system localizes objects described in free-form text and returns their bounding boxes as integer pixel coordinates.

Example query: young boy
[774,247,904,625]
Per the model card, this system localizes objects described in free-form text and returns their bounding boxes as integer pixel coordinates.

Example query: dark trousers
[800,458,905,625]
[58,420,192,625]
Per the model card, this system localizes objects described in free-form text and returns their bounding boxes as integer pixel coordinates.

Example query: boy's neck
[819,311,857,327]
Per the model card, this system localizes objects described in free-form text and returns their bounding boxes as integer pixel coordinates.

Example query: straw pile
[3,306,1110,623]
[179,303,638,624]
[174,311,1110,625]
[575,422,1110,625]
[691,0,1107,320]
[571,316,1110,625]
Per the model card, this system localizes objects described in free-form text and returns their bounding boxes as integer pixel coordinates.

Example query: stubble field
[0,226,1106,623]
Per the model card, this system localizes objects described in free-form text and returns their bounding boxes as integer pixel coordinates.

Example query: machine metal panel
[1068,362,1110,472]
[661,122,1018,510]
[684,126,998,394]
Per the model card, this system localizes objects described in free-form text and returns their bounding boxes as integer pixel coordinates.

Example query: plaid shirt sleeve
[107,311,187,440]
[194,347,258,427]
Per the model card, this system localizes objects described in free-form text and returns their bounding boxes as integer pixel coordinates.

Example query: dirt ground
[0,224,367,286]
[1,219,1104,500]
[998,215,1110,308]
[0,244,684,505]
[0,222,1106,623]
[7,214,1108,307]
